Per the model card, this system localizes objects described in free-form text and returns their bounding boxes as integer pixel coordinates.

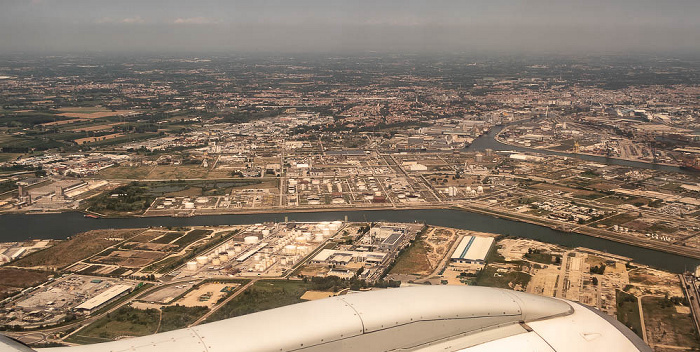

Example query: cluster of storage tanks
[251,253,277,272]
[185,222,342,272]
[185,239,242,271]
[288,178,344,194]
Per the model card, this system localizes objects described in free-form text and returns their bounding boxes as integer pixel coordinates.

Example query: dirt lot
[643,296,700,349]
[0,268,51,299]
[92,250,166,268]
[56,107,132,119]
[12,228,145,270]
[176,283,235,308]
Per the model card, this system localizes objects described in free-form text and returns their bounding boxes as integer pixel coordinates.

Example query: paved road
[680,274,700,340]
[637,294,648,343]
[555,251,571,298]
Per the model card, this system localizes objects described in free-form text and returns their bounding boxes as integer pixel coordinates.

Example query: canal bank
[466,125,687,174]
[1,209,698,273]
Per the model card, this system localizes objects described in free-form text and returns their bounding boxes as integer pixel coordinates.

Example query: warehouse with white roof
[75,284,132,314]
[450,236,495,264]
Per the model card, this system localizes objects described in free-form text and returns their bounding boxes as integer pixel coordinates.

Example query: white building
[450,236,495,265]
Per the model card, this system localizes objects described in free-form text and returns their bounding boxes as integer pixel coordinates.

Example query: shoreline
[3,202,700,261]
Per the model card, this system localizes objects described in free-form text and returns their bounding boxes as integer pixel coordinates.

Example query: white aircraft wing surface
[0,286,650,352]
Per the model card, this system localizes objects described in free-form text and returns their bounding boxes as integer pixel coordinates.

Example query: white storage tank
[212,258,221,266]
[285,245,297,254]
[244,236,259,244]
[261,229,271,236]
[196,256,208,265]
[280,257,287,266]
[219,253,229,261]
[184,202,195,209]
[314,233,325,242]
[186,261,198,271]
[305,233,313,242]
[233,245,242,253]
[322,228,331,237]
[295,236,307,243]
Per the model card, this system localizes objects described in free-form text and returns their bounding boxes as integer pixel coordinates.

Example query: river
[2,209,698,273]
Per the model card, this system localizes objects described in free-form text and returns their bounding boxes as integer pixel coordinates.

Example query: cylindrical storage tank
[253,254,261,262]
[244,236,259,244]
[212,258,221,266]
[219,253,229,261]
[261,229,270,236]
[297,246,308,255]
[295,236,307,243]
[285,245,297,254]
[305,233,313,242]
[314,233,325,242]
[184,202,195,209]
[322,228,331,237]
[196,256,208,265]
[477,186,484,193]
[186,261,198,271]
[280,257,287,266]
[234,246,242,253]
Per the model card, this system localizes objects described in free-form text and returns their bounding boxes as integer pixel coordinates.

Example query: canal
[465,125,686,174]
[1,209,698,273]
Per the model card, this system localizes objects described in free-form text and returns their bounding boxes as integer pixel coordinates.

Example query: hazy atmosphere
[2,0,699,54]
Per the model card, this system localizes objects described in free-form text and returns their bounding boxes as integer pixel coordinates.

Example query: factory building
[379,233,405,252]
[450,236,495,265]
[74,284,132,314]
[311,249,387,267]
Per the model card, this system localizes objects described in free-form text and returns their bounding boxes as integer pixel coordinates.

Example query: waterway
[2,209,698,273]
[465,125,685,174]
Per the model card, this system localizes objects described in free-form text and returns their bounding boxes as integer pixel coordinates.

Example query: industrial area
[0,219,696,350]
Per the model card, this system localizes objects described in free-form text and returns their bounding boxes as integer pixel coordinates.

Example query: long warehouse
[450,236,495,264]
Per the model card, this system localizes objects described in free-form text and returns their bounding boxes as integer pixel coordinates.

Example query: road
[637,294,648,344]
[555,251,571,298]
[680,274,700,341]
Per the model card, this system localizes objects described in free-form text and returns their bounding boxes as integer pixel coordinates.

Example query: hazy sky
[2,0,699,54]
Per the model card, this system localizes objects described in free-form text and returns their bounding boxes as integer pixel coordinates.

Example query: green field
[475,266,531,289]
[151,232,184,244]
[204,280,311,323]
[389,239,433,275]
[615,290,643,337]
[67,305,208,344]
[173,229,212,248]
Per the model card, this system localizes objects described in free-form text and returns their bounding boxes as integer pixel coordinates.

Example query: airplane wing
[0,286,649,352]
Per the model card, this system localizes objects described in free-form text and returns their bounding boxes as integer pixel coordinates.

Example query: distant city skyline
[2,0,699,54]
